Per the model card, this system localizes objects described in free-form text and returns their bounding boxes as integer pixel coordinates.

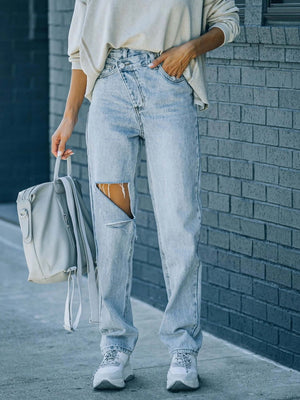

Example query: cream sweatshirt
[67,0,240,111]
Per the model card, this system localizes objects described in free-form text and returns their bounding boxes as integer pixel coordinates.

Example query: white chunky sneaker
[167,351,200,392]
[92,349,134,390]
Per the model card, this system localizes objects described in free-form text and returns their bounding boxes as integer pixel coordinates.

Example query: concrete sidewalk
[0,217,300,400]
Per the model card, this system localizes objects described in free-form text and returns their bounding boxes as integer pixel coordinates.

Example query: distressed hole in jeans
[96,183,134,219]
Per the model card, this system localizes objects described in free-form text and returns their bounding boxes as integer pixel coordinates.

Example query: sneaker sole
[93,369,135,391]
[167,374,201,392]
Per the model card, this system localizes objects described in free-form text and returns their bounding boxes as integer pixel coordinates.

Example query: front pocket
[157,64,186,83]
[98,64,117,79]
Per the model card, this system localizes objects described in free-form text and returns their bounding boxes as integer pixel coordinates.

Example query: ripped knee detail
[96,183,134,220]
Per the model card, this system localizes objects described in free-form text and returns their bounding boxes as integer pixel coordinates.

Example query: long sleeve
[67,0,87,70]
[203,0,240,47]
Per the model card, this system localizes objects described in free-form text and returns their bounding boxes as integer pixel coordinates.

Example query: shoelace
[174,352,192,372]
[100,349,120,366]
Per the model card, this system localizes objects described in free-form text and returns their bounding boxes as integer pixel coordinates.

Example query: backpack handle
[53,154,72,181]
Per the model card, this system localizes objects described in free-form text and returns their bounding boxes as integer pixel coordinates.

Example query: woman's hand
[148,42,194,79]
[51,116,76,160]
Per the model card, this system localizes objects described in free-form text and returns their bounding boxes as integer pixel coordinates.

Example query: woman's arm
[51,69,87,160]
[187,26,226,59]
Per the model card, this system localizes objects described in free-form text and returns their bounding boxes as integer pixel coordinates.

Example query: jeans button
[119,62,125,68]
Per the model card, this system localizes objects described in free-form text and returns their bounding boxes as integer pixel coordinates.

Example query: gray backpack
[16,155,99,331]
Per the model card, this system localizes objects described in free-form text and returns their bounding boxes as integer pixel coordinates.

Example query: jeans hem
[100,345,133,356]
[170,348,199,357]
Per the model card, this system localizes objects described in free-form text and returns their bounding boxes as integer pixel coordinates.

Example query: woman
[51,0,240,392]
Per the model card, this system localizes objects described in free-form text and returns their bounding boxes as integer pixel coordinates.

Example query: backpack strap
[65,176,99,324]
[59,176,99,331]
[59,176,84,331]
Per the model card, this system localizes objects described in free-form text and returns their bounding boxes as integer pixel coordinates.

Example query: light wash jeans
[85,47,203,357]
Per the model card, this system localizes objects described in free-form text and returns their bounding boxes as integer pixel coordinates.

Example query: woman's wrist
[62,109,78,126]
[186,27,225,59]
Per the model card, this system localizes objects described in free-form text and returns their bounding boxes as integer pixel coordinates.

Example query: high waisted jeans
[85,47,203,357]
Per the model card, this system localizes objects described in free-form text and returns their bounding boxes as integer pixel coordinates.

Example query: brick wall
[49,0,300,371]
[0,1,49,201]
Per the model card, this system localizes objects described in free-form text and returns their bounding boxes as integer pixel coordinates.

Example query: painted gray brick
[266,70,292,88]
[231,196,253,218]
[207,303,230,326]
[279,129,300,150]
[242,105,266,125]
[219,212,241,234]
[201,173,218,191]
[218,139,243,158]
[208,266,229,288]
[219,176,241,196]
[253,87,279,107]
[242,181,266,201]
[253,239,278,263]
[234,44,259,61]
[207,157,230,175]
[279,330,300,354]
[230,232,252,256]
[230,312,253,335]
[266,147,292,168]
[253,320,278,345]
[200,137,218,155]
[230,272,253,295]
[267,109,293,128]
[286,48,300,63]
[202,208,219,228]
[293,230,300,250]
[279,168,300,190]
[293,151,300,169]
[218,65,241,84]
[208,83,230,102]
[293,271,300,291]
[267,263,291,291]
[230,159,253,180]
[240,257,265,279]
[202,282,219,303]
[253,280,279,304]
[208,228,230,249]
[279,207,300,229]
[207,120,229,138]
[240,218,265,240]
[292,71,300,89]
[254,202,279,224]
[279,89,300,109]
[254,163,279,184]
[258,27,272,44]
[271,27,286,45]
[230,85,253,104]
[266,223,292,246]
[267,304,291,330]
[280,289,300,313]
[208,192,230,212]
[260,46,284,62]
[242,296,267,320]
[219,103,241,122]
[294,189,300,209]
[253,125,278,146]
[217,249,240,272]
[278,245,300,269]
[219,288,241,311]
[230,122,253,142]
[242,67,265,86]
[266,186,292,208]
[285,27,300,46]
